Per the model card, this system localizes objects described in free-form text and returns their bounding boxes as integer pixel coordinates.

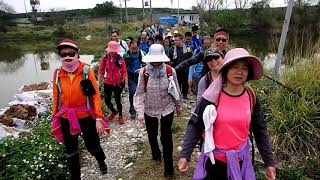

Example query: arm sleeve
[175,51,203,72]
[172,68,182,110]
[88,69,104,118]
[251,96,275,167]
[121,57,128,78]
[180,98,210,161]
[98,55,106,78]
[188,66,194,80]
[133,69,146,118]
[52,69,58,118]
[197,76,207,104]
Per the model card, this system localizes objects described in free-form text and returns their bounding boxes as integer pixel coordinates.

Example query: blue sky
[4,0,286,13]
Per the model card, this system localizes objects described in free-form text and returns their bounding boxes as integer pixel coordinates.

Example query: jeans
[104,83,123,116]
[61,116,106,180]
[128,73,138,116]
[144,112,174,174]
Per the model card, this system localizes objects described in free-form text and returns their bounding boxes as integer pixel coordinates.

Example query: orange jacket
[52,61,103,119]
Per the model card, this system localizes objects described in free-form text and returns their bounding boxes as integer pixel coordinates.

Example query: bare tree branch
[0,0,16,14]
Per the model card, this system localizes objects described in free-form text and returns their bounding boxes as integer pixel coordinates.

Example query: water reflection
[0,49,94,108]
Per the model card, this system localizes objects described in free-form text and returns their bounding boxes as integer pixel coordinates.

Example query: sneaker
[164,170,174,178]
[118,116,125,124]
[108,111,118,121]
[98,161,108,175]
[130,113,136,120]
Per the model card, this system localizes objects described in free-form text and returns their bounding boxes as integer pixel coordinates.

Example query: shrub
[0,112,69,179]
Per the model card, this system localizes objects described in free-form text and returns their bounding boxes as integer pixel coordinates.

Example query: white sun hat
[142,44,170,63]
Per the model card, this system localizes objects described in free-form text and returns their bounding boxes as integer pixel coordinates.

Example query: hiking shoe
[118,116,125,124]
[108,111,118,121]
[130,113,136,120]
[98,161,108,175]
[164,170,174,178]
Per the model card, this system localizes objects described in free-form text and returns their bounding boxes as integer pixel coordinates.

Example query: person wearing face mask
[51,39,109,180]
[175,27,230,77]
[98,41,128,124]
[123,40,145,119]
[134,44,181,178]
[188,36,213,95]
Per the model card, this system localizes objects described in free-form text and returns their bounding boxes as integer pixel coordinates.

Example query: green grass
[0,111,69,179]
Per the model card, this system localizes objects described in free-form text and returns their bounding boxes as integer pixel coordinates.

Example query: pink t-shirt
[213,90,251,163]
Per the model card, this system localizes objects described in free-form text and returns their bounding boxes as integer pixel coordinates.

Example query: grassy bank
[0,111,69,179]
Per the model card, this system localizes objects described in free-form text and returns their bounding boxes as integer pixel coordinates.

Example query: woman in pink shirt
[98,41,128,124]
[178,48,276,180]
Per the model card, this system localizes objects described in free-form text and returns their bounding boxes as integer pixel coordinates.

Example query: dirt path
[80,91,199,180]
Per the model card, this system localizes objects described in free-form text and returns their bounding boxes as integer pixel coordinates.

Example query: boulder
[4,104,37,121]
[22,82,49,92]
[0,115,14,127]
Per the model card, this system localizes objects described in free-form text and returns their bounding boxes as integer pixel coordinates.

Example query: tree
[93,1,118,16]
[197,0,224,12]
[234,0,249,9]
[0,0,15,14]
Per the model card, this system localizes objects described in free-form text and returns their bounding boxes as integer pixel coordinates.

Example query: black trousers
[104,83,123,116]
[177,69,189,97]
[61,116,106,180]
[144,112,174,173]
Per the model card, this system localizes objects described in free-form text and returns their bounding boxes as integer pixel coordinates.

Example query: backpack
[143,64,173,92]
[55,65,91,110]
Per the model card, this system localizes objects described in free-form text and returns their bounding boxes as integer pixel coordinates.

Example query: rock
[4,104,37,121]
[124,162,133,169]
[22,82,49,92]
[0,115,14,127]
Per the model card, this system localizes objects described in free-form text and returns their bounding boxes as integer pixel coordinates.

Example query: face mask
[61,55,79,72]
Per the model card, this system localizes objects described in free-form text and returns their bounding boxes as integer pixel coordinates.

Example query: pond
[0,45,94,109]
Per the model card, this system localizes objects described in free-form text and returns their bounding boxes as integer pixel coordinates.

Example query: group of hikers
[50,24,276,180]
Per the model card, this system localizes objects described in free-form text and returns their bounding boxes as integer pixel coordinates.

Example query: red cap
[57,39,79,50]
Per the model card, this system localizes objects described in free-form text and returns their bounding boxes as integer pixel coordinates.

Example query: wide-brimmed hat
[106,41,120,53]
[57,39,79,51]
[142,44,170,63]
[219,48,263,80]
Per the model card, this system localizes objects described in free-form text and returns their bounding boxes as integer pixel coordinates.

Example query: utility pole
[149,0,152,24]
[272,0,294,87]
[142,0,145,18]
[178,0,180,16]
[125,0,128,22]
[119,0,123,23]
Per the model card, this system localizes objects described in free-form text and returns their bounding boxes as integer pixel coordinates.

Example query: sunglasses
[215,38,227,42]
[60,51,76,58]
[205,55,220,62]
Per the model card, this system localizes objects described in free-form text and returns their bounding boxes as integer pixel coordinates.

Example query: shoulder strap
[143,67,148,92]
[82,65,91,109]
[55,68,62,110]
[83,65,90,80]
[246,85,256,114]
[119,40,126,50]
